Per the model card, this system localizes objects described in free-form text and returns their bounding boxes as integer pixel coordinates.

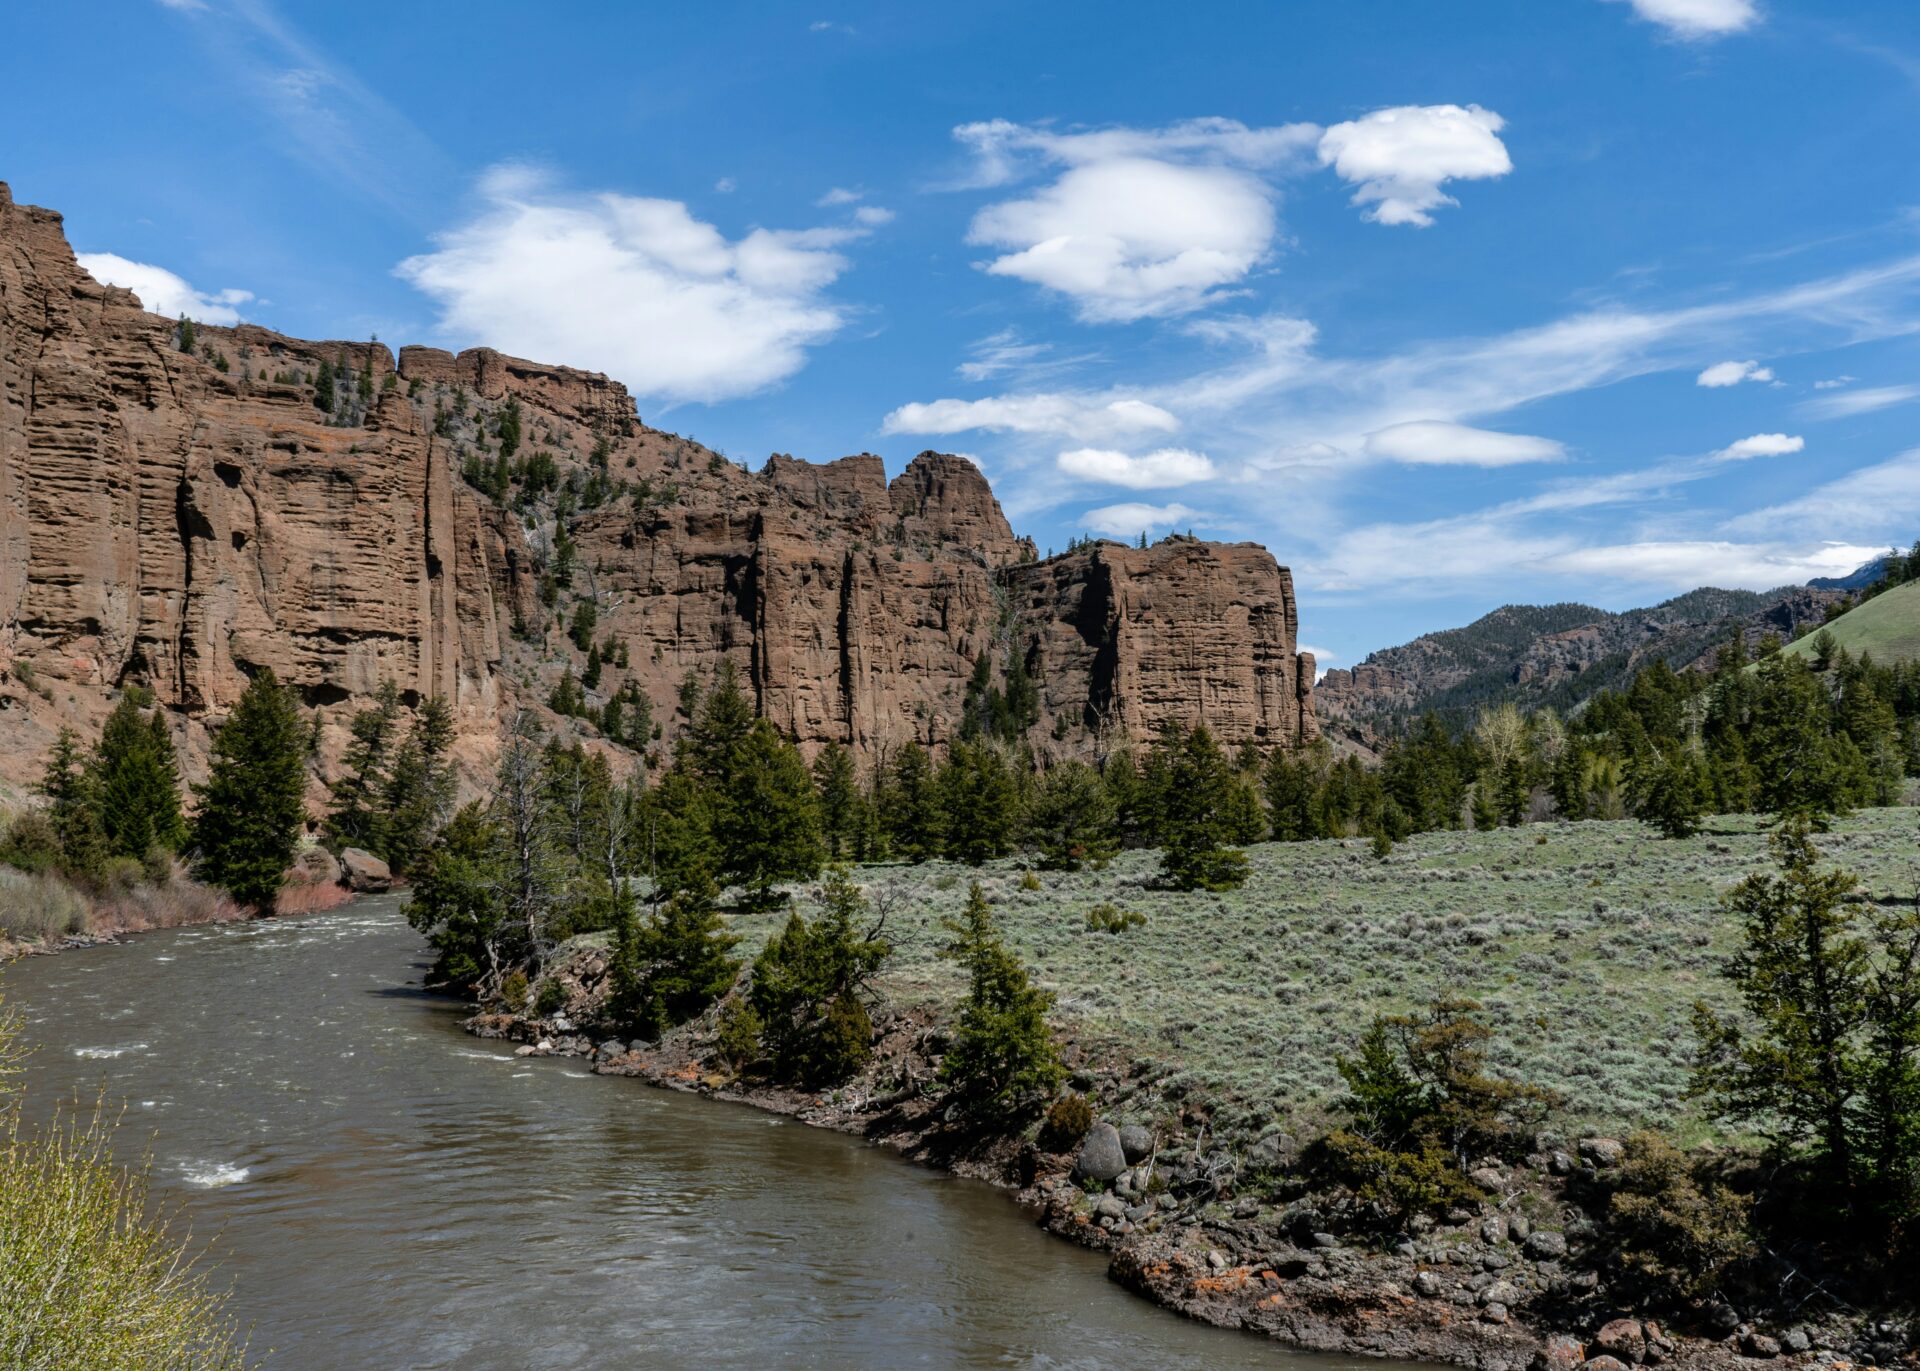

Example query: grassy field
[1781,579,1920,666]
[722,807,1920,1140]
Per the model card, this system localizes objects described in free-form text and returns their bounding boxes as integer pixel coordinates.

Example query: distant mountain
[1316,584,1843,744]
[1809,554,1893,592]
[1780,579,1920,668]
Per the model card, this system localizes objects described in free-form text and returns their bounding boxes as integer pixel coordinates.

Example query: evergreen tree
[1637,746,1711,839]
[937,882,1064,1118]
[381,695,456,876]
[1265,743,1329,841]
[91,690,187,861]
[325,680,401,854]
[37,726,107,878]
[1022,760,1118,870]
[884,741,943,863]
[1692,820,1920,1217]
[684,660,754,785]
[938,740,1021,865]
[313,357,335,414]
[406,802,509,988]
[748,867,891,1084]
[1153,724,1249,891]
[639,766,721,900]
[190,668,308,911]
[568,600,598,652]
[610,870,741,1037]
[810,743,862,860]
[718,719,824,905]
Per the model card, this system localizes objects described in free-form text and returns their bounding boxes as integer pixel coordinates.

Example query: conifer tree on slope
[938,881,1064,1118]
[191,669,309,912]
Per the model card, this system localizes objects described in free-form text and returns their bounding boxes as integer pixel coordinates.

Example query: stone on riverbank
[340,848,392,893]
[1073,1122,1128,1183]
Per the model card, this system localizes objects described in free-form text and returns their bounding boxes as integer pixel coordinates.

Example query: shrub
[1084,903,1146,934]
[1040,1093,1094,1151]
[499,969,530,1012]
[1018,870,1043,892]
[0,867,89,942]
[1604,1131,1753,1300]
[534,977,568,1017]
[0,812,65,874]
[715,997,763,1070]
[0,1005,252,1368]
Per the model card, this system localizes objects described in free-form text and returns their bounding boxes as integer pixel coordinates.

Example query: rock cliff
[0,182,1315,792]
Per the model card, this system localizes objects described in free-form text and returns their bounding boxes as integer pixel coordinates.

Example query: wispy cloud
[1605,0,1760,42]
[1798,383,1920,419]
[74,253,253,323]
[1696,358,1773,387]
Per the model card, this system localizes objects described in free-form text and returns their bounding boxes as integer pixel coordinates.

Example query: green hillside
[1781,579,1920,666]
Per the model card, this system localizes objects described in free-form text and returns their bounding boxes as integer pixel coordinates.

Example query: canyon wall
[0,181,1315,792]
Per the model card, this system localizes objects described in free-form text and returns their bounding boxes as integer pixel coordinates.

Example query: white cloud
[882,393,1180,444]
[1363,420,1564,466]
[1056,447,1216,489]
[853,205,894,226]
[1316,105,1511,228]
[953,118,1318,321]
[1813,375,1854,389]
[75,252,254,324]
[397,166,868,405]
[714,177,737,194]
[1696,358,1773,387]
[817,187,863,206]
[1713,432,1803,460]
[1083,502,1207,538]
[1799,383,1920,419]
[1608,0,1759,41]
[969,157,1277,322]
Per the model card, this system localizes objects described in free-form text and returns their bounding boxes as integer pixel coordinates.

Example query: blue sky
[6,0,1920,668]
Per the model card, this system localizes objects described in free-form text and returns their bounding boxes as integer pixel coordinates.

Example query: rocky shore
[464,951,1913,1371]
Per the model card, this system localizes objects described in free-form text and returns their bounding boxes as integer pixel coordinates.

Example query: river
[0,897,1376,1370]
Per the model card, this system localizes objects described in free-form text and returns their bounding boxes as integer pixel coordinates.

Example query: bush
[1604,1131,1753,1301]
[1041,1093,1094,1151]
[0,866,89,942]
[534,977,568,1017]
[499,969,530,1012]
[715,997,763,1070]
[0,1005,252,1368]
[1084,903,1146,934]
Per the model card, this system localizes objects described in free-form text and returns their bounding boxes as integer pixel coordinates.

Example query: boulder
[1481,1215,1510,1245]
[1594,1318,1646,1363]
[1578,1137,1625,1167]
[1582,1358,1631,1371]
[286,845,342,887]
[1117,1123,1154,1164]
[1532,1335,1586,1371]
[340,847,392,893]
[1525,1230,1569,1260]
[1413,1270,1444,1298]
[1740,1334,1780,1360]
[1073,1123,1128,1183]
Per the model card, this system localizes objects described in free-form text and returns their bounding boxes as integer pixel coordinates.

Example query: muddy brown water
[3,896,1392,1370]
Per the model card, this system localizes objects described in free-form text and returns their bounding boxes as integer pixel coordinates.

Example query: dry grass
[274,876,354,916]
[0,867,90,943]
[88,878,245,940]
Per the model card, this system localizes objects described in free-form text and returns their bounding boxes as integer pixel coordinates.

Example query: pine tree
[1153,724,1249,891]
[747,866,890,1085]
[313,357,335,414]
[568,600,598,652]
[639,766,721,900]
[381,695,456,875]
[684,660,753,786]
[325,680,401,854]
[1692,819,1920,1216]
[884,741,943,862]
[1022,760,1118,870]
[611,870,741,1037]
[938,740,1020,865]
[718,719,824,905]
[581,643,603,691]
[810,743,862,860]
[1637,746,1711,839]
[937,882,1064,1118]
[92,690,187,861]
[190,668,308,911]
[37,726,107,878]
[406,802,509,988]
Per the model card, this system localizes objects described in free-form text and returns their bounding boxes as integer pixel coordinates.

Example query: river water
[0,898,1367,1370]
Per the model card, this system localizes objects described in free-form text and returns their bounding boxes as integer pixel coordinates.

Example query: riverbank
[461,816,1920,1371]
[470,989,1905,1371]
[0,866,248,962]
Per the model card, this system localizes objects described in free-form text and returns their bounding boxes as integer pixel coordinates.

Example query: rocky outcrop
[0,181,1316,790]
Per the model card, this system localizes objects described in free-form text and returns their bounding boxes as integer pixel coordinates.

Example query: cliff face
[0,182,1315,790]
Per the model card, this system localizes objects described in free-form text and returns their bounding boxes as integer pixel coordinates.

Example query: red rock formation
[0,181,1316,792]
